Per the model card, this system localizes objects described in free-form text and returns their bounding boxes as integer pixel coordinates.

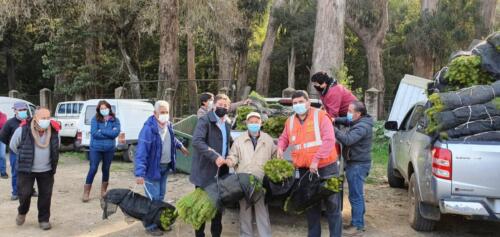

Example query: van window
[84,105,116,125]
[58,104,66,115]
[75,103,83,114]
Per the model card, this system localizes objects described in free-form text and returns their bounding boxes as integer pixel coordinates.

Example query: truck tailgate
[447,142,500,198]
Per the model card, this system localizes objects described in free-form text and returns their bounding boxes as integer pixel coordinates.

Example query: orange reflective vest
[286,108,337,168]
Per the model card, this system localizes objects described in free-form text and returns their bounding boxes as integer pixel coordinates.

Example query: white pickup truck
[385,75,500,231]
[55,101,85,149]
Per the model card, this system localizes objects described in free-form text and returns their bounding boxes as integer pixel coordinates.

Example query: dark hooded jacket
[334,115,373,164]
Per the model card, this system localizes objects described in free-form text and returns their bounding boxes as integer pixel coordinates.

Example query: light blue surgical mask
[346,112,354,122]
[17,111,28,120]
[100,109,110,116]
[38,119,51,129]
[247,123,261,133]
[292,103,307,115]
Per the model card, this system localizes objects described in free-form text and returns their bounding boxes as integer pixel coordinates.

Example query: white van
[0,97,36,119]
[76,99,154,162]
[55,101,85,148]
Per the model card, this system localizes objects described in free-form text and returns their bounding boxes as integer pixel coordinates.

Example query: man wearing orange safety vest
[277,90,342,237]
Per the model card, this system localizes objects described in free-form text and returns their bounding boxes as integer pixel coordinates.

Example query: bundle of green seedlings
[324,176,344,193]
[262,116,288,138]
[175,188,217,230]
[444,55,494,91]
[249,174,265,196]
[248,91,268,107]
[263,158,295,183]
[159,207,178,230]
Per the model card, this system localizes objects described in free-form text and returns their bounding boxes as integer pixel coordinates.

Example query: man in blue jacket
[134,100,189,236]
[334,101,373,237]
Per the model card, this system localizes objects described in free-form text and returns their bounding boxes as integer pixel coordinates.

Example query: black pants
[194,165,228,237]
[17,171,54,223]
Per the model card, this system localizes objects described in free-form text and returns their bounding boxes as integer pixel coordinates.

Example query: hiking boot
[39,222,52,230]
[343,226,365,237]
[11,195,18,201]
[146,228,164,236]
[0,173,8,179]
[101,182,109,198]
[32,188,38,197]
[82,184,91,203]
[16,214,26,226]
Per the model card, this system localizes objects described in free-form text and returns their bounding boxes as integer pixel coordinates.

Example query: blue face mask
[100,109,110,116]
[18,111,28,120]
[346,112,354,122]
[247,123,261,133]
[292,103,307,115]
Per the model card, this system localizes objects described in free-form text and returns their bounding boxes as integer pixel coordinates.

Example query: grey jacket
[190,111,232,188]
[334,115,373,164]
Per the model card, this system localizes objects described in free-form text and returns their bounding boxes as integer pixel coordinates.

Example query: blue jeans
[144,164,169,231]
[345,162,371,229]
[0,142,6,174]
[10,150,18,196]
[85,150,115,184]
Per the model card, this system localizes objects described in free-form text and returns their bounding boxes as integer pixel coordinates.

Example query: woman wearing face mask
[226,112,275,237]
[197,92,215,118]
[311,71,357,119]
[82,100,121,202]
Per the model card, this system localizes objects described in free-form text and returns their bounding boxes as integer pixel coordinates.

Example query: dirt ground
[1,153,499,237]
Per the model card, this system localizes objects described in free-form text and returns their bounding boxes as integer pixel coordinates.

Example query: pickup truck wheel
[409,174,436,231]
[122,145,136,162]
[387,151,405,188]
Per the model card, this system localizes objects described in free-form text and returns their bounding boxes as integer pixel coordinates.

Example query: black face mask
[314,85,324,92]
[215,107,228,118]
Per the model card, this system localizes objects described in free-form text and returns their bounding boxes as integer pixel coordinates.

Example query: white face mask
[158,114,169,123]
[207,100,214,110]
[38,119,51,129]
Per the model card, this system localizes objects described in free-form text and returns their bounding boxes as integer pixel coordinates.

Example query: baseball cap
[13,102,28,110]
[246,112,261,120]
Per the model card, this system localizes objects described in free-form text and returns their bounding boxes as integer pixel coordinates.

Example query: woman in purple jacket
[82,100,121,202]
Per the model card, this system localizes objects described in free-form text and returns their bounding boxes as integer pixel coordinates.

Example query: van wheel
[122,145,136,162]
[409,174,436,231]
[388,150,405,188]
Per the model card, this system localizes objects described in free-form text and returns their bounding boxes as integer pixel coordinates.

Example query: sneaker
[0,173,8,179]
[16,214,26,226]
[146,228,164,236]
[343,226,365,237]
[11,195,18,201]
[39,222,52,230]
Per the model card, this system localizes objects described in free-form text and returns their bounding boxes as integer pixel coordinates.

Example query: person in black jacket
[9,107,60,231]
[190,94,232,237]
[334,101,373,237]
[0,102,33,200]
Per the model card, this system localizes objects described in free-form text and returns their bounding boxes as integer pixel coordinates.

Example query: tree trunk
[117,35,141,99]
[310,0,346,96]
[477,0,497,38]
[287,46,296,89]
[85,34,99,98]
[346,0,389,118]
[3,28,16,91]
[237,49,249,97]
[217,43,235,89]
[413,0,438,79]
[158,0,179,102]
[256,0,286,96]
[187,30,198,112]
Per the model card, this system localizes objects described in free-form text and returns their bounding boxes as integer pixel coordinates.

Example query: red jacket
[320,84,357,118]
[0,112,6,129]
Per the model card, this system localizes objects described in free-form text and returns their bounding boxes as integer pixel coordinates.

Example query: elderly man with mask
[134,100,189,236]
[278,90,341,237]
[226,112,275,237]
[0,102,35,200]
[9,107,60,230]
[334,101,373,237]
